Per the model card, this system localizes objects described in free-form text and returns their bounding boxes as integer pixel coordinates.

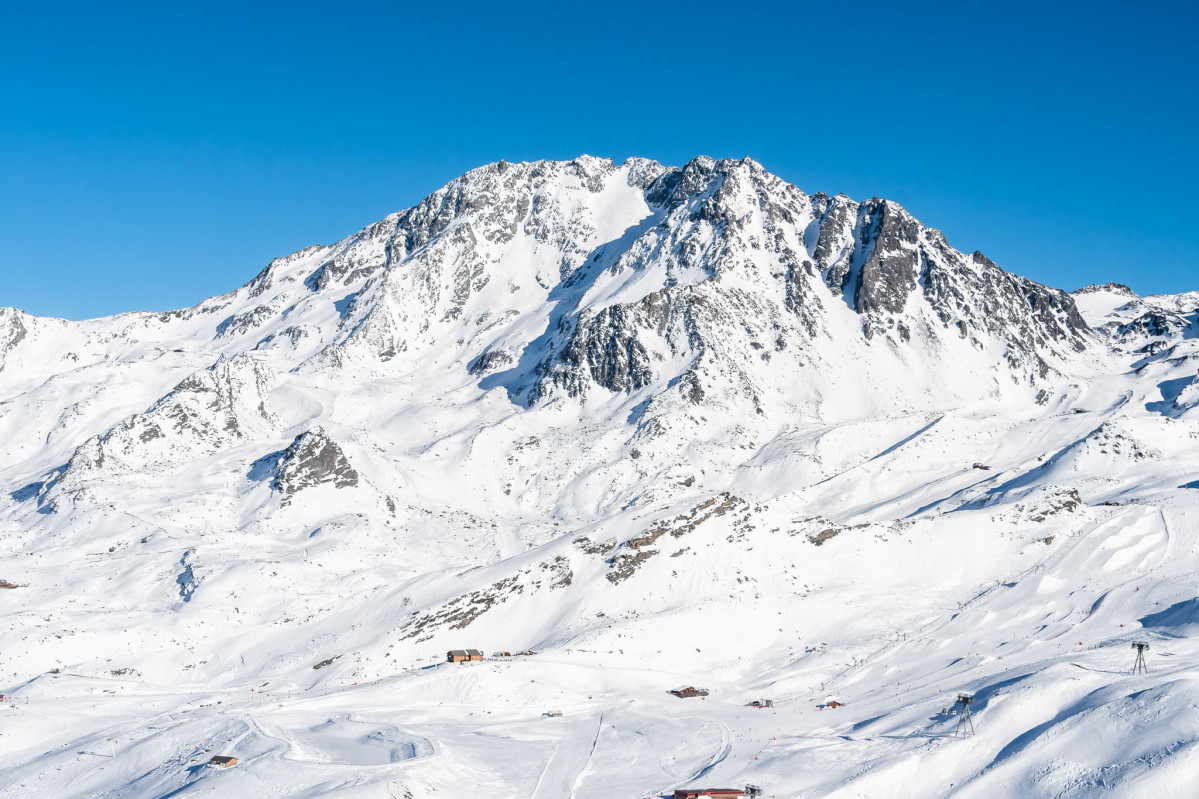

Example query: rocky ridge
[2,156,1101,521]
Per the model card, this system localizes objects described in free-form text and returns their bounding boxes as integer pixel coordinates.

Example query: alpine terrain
[2,156,1198,798]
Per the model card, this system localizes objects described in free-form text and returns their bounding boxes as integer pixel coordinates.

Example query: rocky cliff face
[533,159,1086,414]
[243,156,1091,405]
[271,427,358,501]
[340,156,1090,415]
[0,308,29,370]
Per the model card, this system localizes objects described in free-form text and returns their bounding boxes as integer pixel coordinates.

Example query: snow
[2,156,1199,797]
[1071,287,1138,324]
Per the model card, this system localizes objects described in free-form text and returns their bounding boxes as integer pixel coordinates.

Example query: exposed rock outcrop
[272,427,358,501]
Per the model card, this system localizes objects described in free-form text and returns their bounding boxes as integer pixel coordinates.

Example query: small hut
[447,649,484,664]
[209,756,238,767]
[670,686,710,698]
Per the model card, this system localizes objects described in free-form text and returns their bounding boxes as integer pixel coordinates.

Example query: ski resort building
[447,649,484,663]
[209,756,238,767]
[670,686,710,698]
[673,789,745,798]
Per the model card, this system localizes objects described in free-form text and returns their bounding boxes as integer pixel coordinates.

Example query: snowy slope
[1,157,1198,799]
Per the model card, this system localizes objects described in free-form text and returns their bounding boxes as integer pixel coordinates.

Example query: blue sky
[2,1,1196,319]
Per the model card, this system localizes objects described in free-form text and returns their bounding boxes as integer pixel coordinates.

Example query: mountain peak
[1074,281,1138,297]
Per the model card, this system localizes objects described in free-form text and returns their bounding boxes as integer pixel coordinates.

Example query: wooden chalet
[447,649,484,663]
[673,789,745,798]
[669,686,710,698]
[209,756,238,767]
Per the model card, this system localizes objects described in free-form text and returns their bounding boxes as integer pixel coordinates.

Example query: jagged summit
[2,156,1104,515]
[2,157,1090,404]
[1074,282,1138,297]
[237,156,1089,402]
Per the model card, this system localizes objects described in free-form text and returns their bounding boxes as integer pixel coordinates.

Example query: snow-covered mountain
[2,157,1198,799]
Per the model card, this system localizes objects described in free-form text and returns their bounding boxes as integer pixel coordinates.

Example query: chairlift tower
[955,693,975,737]
[1132,641,1149,674]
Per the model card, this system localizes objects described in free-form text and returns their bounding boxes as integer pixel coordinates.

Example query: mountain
[2,157,1197,799]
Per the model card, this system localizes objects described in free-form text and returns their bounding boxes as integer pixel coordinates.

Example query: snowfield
[2,157,1198,798]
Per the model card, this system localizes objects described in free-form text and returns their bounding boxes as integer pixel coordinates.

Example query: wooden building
[209,756,238,767]
[673,789,745,798]
[669,686,710,698]
[447,649,484,663]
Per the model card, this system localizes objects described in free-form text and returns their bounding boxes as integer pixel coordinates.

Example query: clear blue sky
[2,1,1196,319]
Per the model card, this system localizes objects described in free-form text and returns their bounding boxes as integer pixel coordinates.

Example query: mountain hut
[447,649,484,663]
[670,686,710,698]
